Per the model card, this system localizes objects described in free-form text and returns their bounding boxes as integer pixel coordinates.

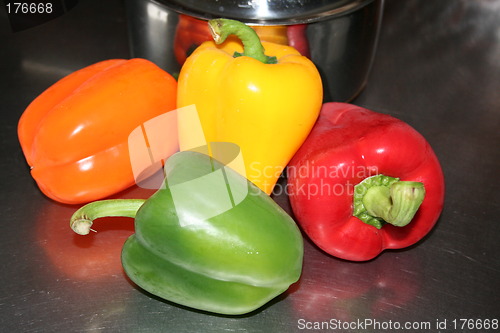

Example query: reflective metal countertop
[1,0,499,332]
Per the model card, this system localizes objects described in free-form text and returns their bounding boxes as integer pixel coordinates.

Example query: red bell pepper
[287,103,445,261]
[286,24,310,58]
[174,15,213,66]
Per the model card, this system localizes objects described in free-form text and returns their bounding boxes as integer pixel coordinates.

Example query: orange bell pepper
[251,25,289,45]
[18,58,178,204]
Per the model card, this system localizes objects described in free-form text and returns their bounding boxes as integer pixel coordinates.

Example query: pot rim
[150,0,377,25]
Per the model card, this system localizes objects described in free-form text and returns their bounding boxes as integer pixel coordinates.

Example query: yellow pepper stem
[208,18,277,64]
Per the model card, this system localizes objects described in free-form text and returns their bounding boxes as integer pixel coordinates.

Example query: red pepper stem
[208,18,277,64]
[353,175,425,229]
[70,199,146,235]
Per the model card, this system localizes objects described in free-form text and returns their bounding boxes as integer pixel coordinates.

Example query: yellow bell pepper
[177,19,323,194]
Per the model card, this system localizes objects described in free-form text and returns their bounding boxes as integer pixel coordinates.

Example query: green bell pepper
[70,150,303,315]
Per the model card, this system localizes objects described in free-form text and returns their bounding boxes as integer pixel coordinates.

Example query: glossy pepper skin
[70,150,303,315]
[287,103,445,261]
[177,19,323,195]
[18,59,178,204]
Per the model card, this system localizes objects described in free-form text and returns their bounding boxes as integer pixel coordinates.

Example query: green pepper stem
[70,199,146,235]
[353,175,425,229]
[208,18,277,64]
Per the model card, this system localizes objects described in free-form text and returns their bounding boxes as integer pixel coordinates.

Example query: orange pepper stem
[70,199,146,235]
[208,18,277,64]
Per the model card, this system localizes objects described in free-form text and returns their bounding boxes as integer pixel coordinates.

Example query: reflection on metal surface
[253,0,272,18]
[147,2,168,22]
[36,186,154,282]
[158,0,377,24]
[126,0,384,102]
[37,202,133,281]
[21,59,74,78]
[288,241,421,322]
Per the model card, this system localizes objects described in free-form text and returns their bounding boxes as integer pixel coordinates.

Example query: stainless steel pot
[125,0,384,102]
